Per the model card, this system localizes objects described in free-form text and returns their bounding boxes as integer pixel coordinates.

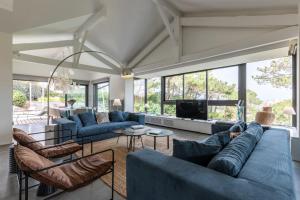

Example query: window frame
[93,81,110,112]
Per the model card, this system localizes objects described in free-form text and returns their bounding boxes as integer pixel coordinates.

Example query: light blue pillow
[69,115,83,129]
[208,133,257,177]
[244,122,263,143]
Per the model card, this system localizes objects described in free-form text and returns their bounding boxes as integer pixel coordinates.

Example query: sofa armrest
[52,118,77,143]
[127,150,292,200]
[129,113,145,125]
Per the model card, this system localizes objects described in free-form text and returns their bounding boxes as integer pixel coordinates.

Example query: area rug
[80,132,206,198]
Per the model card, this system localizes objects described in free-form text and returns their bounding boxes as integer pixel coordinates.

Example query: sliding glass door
[95,82,109,112]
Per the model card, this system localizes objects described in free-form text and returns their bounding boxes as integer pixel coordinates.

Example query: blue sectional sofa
[53,111,145,144]
[126,122,295,200]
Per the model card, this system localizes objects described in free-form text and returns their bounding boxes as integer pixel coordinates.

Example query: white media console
[145,114,217,134]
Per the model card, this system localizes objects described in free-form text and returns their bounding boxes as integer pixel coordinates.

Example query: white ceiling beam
[181,14,298,27]
[153,0,178,47]
[128,28,169,69]
[75,6,106,38]
[83,46,121,73]
[13,40,74,51]
[73,31,88,67]
[134,26,298,75]
[152,0,181,17]
[13,53,119,75]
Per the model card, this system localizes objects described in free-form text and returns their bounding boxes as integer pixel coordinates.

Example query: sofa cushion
[13,128,44,150]
[109,111,125,122]
[213,131,231,147]
[122,112,130,121]
[244,122,263,143]
[229,121,247,132]
[173,135,222,166]
[78,112,97,127]
[238,129,294,197]
[208,132,257,177]
[69,115,83,129]
[78,121,139,137]
[96,112,110,124]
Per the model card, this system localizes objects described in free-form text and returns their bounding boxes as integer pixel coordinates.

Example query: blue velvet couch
[53,111,145,144]
[126,122,295,200]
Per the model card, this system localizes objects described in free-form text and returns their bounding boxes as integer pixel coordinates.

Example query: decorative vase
[237,105,245,122]
[255,106,275,125]
[67,99,76,109]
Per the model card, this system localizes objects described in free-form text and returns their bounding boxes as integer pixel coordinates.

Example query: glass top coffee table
[145,129,174,150]
[114,128,147,151]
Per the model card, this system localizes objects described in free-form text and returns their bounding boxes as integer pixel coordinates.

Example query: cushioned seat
[13,128,82,158]
[15,145,112,191]
[238,129,294,198]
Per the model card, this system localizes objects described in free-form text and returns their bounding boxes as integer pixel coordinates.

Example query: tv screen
[176,100,207,120]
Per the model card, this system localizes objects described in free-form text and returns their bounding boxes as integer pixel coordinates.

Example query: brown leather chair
[15,145,114,200]
[13,128,82,159]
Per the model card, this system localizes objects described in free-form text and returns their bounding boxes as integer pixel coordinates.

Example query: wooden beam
[75,7,106,38]
[83,46,121,72]
[13,40,74,51]
[181,14,298,27]
[128,28,169,68]
[13,53,119,75]
[153,0,181,17]
[153,0,177,47]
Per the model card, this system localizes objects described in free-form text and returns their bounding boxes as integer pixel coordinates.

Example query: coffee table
[114,128,147,151]
[145,129,174,150]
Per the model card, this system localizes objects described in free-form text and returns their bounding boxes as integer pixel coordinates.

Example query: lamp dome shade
[113,99,122,106]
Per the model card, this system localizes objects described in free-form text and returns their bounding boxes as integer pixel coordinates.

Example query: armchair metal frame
[18,148,115,200]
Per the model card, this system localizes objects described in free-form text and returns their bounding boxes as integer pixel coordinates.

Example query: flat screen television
[176,100,208,120]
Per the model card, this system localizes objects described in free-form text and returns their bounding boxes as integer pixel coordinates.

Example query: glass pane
[208,67,238,100]
[163,104,176,116]
[246,57,293,126]
[184,72,206,99]
[67,85,86,108]
[13,80,49,124]
[134,79,145,112]
[147,78,161,114]
[97,82,109,112]
[165,75,183,100]
[208,106,236,121]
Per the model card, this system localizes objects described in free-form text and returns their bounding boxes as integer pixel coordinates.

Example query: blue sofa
[126,123,295,200]
[53,111,145,144]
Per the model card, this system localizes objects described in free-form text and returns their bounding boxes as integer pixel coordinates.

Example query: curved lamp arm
[47,50,122,125]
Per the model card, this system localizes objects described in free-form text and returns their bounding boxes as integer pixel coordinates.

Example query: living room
[1,0,300,200]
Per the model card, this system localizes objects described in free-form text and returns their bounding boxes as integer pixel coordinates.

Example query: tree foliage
[252,58,292,88]
[13,90,27,108]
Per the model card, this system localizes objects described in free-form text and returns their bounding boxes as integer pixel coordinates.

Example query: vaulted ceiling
[0,0,298,79]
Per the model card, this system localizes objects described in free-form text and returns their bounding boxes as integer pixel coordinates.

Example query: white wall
[109,75,125,100]
[124,78,134,112]
[0,32,12,145]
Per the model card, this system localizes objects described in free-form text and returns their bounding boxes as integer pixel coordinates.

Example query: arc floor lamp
[47,50,128,125]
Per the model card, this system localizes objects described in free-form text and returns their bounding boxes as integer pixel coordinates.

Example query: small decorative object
[255,106,275,125]
[67,99,76,109]
[236,100,245,122]
[131,125,144,130]
[144,103,150,113]
[113,99,122,111]
[283,107,296,126]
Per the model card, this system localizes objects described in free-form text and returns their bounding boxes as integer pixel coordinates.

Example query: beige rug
[80,132,205,198]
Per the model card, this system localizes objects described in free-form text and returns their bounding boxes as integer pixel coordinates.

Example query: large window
[95,82,109,112]
[147,78,161,114]
[165,75,183,100]
[67,85,87,108]
[184,72,206,99]
[134,79,145,112]
[246,57,293,126]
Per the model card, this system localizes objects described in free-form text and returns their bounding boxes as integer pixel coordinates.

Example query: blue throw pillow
[229,121,247,132]
[207,133,257,177]
[122,112,130,121]
[69,115,83,129]
[173,136,222,166]
[78,112,97,127]
[213,131,231,147]
[110,111,125,122]
[244,122,263,143]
